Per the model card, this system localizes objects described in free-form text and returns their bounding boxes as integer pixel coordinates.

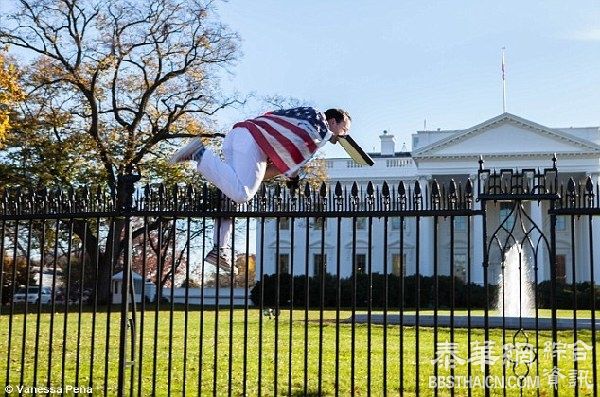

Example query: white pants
[197,127,268,248]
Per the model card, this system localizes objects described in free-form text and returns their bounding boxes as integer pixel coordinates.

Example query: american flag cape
[233,107,330,177]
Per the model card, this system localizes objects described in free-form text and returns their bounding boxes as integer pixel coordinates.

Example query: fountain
[497,244,535,317]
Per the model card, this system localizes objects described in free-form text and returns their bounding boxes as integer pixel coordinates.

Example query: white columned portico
[471,174,484,285]
[418,175,435,276]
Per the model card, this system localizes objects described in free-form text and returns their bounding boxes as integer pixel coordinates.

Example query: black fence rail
[0,159,599,396]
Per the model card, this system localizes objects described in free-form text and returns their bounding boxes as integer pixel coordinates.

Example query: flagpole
[502,47,507,113]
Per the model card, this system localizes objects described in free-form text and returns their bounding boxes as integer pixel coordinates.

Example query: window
[392,253,406,276]
[279,217,290,230]
[391,217,402,230]
[355,254,366,274]
[356,217,367,230]
[499,202,516,230]
[277,253,290,274]
[453,217,467,232]
[314,254,327,275]
[453,253,467,282]
[313,217,327,230]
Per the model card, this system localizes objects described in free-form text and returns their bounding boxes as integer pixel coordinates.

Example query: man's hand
[286,175,300,190]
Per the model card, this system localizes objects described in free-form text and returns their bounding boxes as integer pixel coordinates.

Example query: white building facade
[256,113,600,285]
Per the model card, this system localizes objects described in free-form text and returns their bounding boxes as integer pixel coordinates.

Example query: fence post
[117,170,140,396]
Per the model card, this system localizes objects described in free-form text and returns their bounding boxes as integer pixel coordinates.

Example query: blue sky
[214,0,600,158]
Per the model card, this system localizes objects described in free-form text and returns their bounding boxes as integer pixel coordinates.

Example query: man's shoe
[204,248,238,275]
[169,139,205,164]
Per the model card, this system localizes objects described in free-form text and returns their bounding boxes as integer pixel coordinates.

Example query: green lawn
[0,307,598,396]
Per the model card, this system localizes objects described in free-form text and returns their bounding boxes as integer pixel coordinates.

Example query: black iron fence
[0,158,598,396]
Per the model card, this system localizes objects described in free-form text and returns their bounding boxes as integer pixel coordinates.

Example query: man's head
[325,108,352,143]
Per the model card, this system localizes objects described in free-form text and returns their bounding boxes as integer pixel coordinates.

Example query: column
[471,174,484,285]
[576,171,600,283]
[589,173,600,285]
[530,200,547,282]
[418,176,434,276]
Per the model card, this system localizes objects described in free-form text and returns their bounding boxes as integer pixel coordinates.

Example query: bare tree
[0,0,241,302]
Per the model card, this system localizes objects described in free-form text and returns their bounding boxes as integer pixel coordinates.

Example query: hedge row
[250,274,600,310]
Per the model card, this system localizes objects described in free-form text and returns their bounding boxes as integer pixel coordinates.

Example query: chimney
[379,130,396,156]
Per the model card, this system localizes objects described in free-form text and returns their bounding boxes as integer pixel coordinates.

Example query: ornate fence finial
[95,186,102,210]
[351,181,359,208]
[1,189,7,214]
[334,181,343,198]
[449,179,457,208]
[431,180,440,198]
[366,181,374,197]
[351,182,359,198]
[274,183,282,198]
[68,186,75,211]
[172,184,179,211]
[319,182,327,199]
[398,181,406,197]
[478,155,484,170]
[303,181,311,199]
[382,181,390,198]
[465,178,473,204]
[83,185,90,211]
[585,175,594,206]
[567,177,577,207]
[552,153,557,170]
[414,180,422,197]
[585,175,594,194]
[431,180,441,209]
[334,181,343,209]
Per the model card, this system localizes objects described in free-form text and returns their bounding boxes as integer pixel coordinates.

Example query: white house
[256,113,600,285]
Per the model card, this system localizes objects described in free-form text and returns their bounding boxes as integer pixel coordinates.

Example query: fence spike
[351,182,359,198]
[465,178,473,196]
[172,184,179,210]
[82,185,90,209]
[319,182,327,198]
[382,181,390,197]
[14,187,22,213]
[366,181,374,197]
[274,183,282,198]
[585,175,594,194]
[260,184,267,199]
[290,183,298,200]
[334,181,343,198]
[414,180,422,197]
[95,186,102,206]
[567,177,576,195]
[431,180,440,198]
[303,182,311,198]
[398,181,406,197]
[449,179,457,197]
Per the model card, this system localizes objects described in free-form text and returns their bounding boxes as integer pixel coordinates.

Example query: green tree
[0,50,25,144]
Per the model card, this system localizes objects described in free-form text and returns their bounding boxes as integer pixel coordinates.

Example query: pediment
[413,113,600,159]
